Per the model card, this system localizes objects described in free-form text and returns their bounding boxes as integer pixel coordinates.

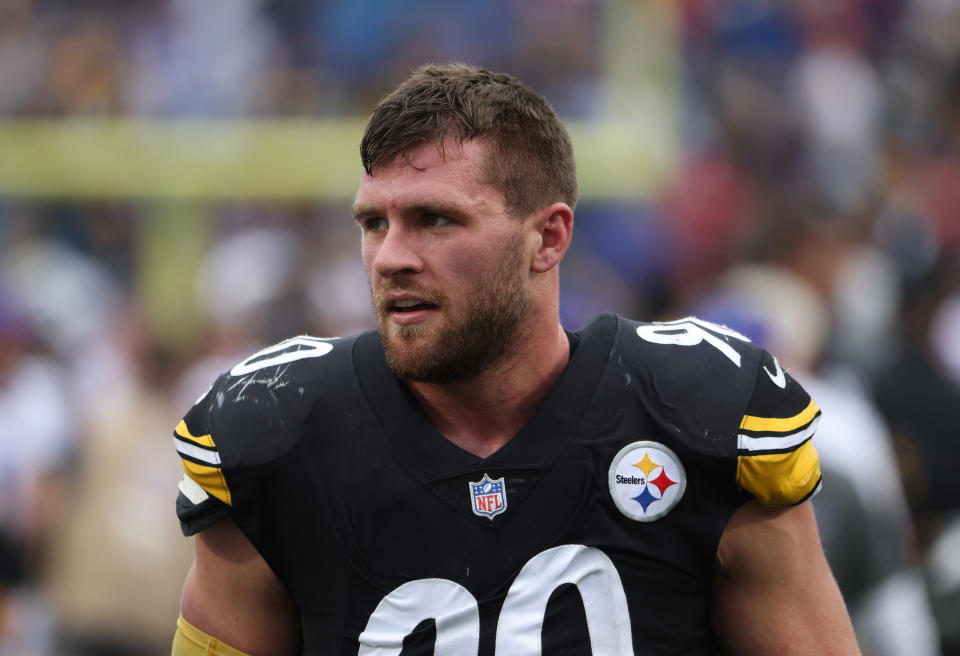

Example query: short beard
[375,242,531,384]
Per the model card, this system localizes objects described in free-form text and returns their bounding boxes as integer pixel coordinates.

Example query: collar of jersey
[352,313,619,480]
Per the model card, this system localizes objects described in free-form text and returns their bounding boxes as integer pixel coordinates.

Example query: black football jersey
[174,314,822,655]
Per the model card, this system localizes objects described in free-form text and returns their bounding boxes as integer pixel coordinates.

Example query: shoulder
[617,314,760,373]
[174,334,361,515]
[612,315,766,446]
[177,334,360,468]
[611,315,822,507]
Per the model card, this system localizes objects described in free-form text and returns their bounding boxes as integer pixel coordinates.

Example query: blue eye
[364,217,387,231]
[423,214,453,227]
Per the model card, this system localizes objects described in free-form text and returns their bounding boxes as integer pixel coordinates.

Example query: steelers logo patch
[608,441,686,522]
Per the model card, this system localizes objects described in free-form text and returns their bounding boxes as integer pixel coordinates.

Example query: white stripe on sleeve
[737,416,820,453]
[174,436,222,466]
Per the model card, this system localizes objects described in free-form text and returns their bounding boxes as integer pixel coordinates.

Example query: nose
[371,222,424,279]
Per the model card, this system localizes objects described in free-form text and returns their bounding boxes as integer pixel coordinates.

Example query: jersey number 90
[358,544,633,655]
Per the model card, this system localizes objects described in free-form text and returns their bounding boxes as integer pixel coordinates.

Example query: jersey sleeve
[735,349,822,507]
[172,335,342,536]
[174,383,233,536]
[625,315,823,507]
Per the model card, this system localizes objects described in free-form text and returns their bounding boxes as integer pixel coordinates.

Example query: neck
[407,320,570,458]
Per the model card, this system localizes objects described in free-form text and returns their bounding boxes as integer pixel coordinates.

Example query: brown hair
[360,62,577,217]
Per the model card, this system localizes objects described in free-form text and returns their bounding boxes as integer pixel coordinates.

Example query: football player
[171,64,860,655]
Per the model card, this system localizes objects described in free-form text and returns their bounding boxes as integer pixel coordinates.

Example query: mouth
[390,298,439,314]
[381,294,442,325]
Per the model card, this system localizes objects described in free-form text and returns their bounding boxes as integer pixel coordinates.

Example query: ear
[530,203,574,274]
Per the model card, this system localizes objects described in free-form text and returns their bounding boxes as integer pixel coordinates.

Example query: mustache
[373,282,447,312]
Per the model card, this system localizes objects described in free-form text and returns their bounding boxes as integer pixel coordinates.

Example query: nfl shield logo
[469,474,507,520]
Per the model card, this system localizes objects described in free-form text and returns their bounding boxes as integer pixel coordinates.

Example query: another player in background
[170,63,860,655]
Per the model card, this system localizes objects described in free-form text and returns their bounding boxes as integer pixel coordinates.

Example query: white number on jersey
[359,544,633,656]
[359,579,479,655]
[229,336,335,376]
[635,317,750,367]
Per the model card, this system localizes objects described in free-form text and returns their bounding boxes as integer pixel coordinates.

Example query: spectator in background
[126,0,280,117]
[0,0,49,116]
[41,308,195,656]
[873,252,960,535]
[0,295,73,656]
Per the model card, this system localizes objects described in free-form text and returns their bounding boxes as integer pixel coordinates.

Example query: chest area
[239,399,739,655]
[253,410,739,591]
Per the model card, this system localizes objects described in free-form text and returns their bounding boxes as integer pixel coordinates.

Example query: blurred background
[0,0,958,654]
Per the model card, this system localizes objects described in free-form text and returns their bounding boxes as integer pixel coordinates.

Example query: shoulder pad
[621,316,821,506]
[174,334,353,509]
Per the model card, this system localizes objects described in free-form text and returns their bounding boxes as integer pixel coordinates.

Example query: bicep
[180,518,299,656]
[712,500,860,656]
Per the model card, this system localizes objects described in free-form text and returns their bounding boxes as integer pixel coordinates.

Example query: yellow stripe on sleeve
[181,460,232,507]
[736,439,821,507]
[740,399,820,434]
[175,420,217,448]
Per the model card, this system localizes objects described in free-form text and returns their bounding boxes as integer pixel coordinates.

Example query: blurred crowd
[0,0,959,655]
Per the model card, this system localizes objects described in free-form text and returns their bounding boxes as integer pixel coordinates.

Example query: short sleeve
[735,350,823,507]
[174,397,232,536]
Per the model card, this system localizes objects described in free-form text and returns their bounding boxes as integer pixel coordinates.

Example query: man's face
[353,138,533,383]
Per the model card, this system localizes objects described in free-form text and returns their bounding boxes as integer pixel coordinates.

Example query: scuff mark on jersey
[227,363,292,402]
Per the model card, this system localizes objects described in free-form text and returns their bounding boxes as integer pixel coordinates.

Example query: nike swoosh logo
[763,356,787,389]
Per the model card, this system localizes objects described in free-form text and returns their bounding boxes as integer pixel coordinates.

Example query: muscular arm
[713,500,861,655]
[179,518,299,656]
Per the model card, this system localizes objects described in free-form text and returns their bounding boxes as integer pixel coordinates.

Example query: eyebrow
[351,205,381,223]
[351,200,471,223]
[410,201,470,218]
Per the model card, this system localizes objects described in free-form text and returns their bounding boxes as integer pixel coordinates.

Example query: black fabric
[175,313,810,655]
[0,530,23,585]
